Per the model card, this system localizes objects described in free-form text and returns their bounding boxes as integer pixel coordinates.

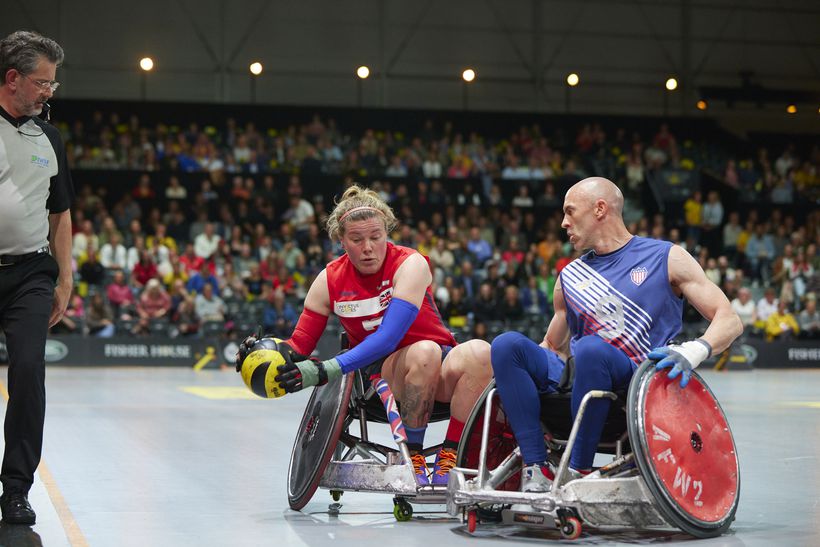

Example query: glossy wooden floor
[2,366,819,546]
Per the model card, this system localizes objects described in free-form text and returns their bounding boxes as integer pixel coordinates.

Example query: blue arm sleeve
[335,297,420,374]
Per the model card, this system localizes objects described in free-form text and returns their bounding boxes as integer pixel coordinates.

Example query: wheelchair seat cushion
[538,389,628,448]
[352,392,451,424]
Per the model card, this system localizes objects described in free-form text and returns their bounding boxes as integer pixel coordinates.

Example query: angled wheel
[467,509,477,533]
[393,497,413,521]
[287,373,353,510]
[628,361,740,538]
[559,516,582,540]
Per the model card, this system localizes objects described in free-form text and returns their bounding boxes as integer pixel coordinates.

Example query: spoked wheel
[457,381,521,492]
[628,361,740,538]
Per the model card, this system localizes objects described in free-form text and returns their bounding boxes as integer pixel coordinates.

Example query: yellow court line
[779,401,820,409]
[180,386,258,400]
[0,381,89,547]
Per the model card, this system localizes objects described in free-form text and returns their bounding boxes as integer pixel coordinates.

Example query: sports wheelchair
[286,356,453,520]
[446,359,740,539]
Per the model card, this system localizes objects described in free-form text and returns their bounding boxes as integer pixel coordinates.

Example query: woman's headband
[338,206,384,224]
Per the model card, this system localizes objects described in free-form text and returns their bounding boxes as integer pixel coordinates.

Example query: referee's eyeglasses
[23,75,60,92]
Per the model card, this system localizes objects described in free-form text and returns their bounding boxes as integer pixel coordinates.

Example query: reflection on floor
[2,366,817,547]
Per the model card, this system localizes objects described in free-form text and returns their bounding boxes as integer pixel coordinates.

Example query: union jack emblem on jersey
[630,266,648,286]
[378,288,393,309]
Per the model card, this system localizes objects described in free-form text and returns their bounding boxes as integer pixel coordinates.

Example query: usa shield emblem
[630,266,648,286]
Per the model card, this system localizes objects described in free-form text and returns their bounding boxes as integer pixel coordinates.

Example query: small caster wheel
[393,498,413,522]
[559,516,582,540]
[467,509,477,533]
[330,490,343,502]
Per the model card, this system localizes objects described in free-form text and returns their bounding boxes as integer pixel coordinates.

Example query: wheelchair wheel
[457,380,521,492]
[393,497,413,521]
[627,361,740,538]
[287,373,353,510]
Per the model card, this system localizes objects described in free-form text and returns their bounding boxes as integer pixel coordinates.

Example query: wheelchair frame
[446,361,740,539]
[286,367,452,520]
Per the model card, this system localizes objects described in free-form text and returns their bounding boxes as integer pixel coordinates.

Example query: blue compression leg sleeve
[570,335,636,470]
[491,332,565,466]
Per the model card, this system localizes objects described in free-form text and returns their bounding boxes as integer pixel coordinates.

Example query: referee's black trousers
[0,253,59,493]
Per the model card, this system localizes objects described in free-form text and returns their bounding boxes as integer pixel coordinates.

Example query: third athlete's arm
[543,275,570,361]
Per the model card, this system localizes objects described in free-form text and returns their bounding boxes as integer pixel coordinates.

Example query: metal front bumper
[319,460,448,503]
[447,469,668,529]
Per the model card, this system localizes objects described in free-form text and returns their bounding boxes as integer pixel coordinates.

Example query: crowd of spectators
[49,109,819,345]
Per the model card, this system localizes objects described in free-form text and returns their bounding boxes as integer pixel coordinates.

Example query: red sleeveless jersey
[325,243,457,350]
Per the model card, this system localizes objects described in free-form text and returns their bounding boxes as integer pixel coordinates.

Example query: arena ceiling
[4,0,820,128]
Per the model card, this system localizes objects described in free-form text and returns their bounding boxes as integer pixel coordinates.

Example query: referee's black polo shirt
[0,105,74,256]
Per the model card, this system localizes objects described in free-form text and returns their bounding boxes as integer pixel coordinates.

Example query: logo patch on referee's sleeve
[30,155,50,168]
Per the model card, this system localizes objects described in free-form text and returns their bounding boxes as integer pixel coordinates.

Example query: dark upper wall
[2,0,819,134]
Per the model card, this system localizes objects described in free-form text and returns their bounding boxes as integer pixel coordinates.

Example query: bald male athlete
[490,177,742,492]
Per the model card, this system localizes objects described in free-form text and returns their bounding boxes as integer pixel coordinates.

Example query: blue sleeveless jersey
[560,236,683,365]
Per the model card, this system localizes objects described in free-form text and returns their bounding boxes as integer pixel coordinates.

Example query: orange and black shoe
[431,447,457,485]
[410,453,430,486]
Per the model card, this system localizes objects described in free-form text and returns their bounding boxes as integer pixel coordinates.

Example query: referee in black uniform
[0,30,74,525]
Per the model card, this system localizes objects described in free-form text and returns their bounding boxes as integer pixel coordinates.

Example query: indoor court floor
[3,365,819,547]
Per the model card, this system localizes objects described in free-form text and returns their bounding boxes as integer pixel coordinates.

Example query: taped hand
[275,357,343,393]
[648,339,711,388]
